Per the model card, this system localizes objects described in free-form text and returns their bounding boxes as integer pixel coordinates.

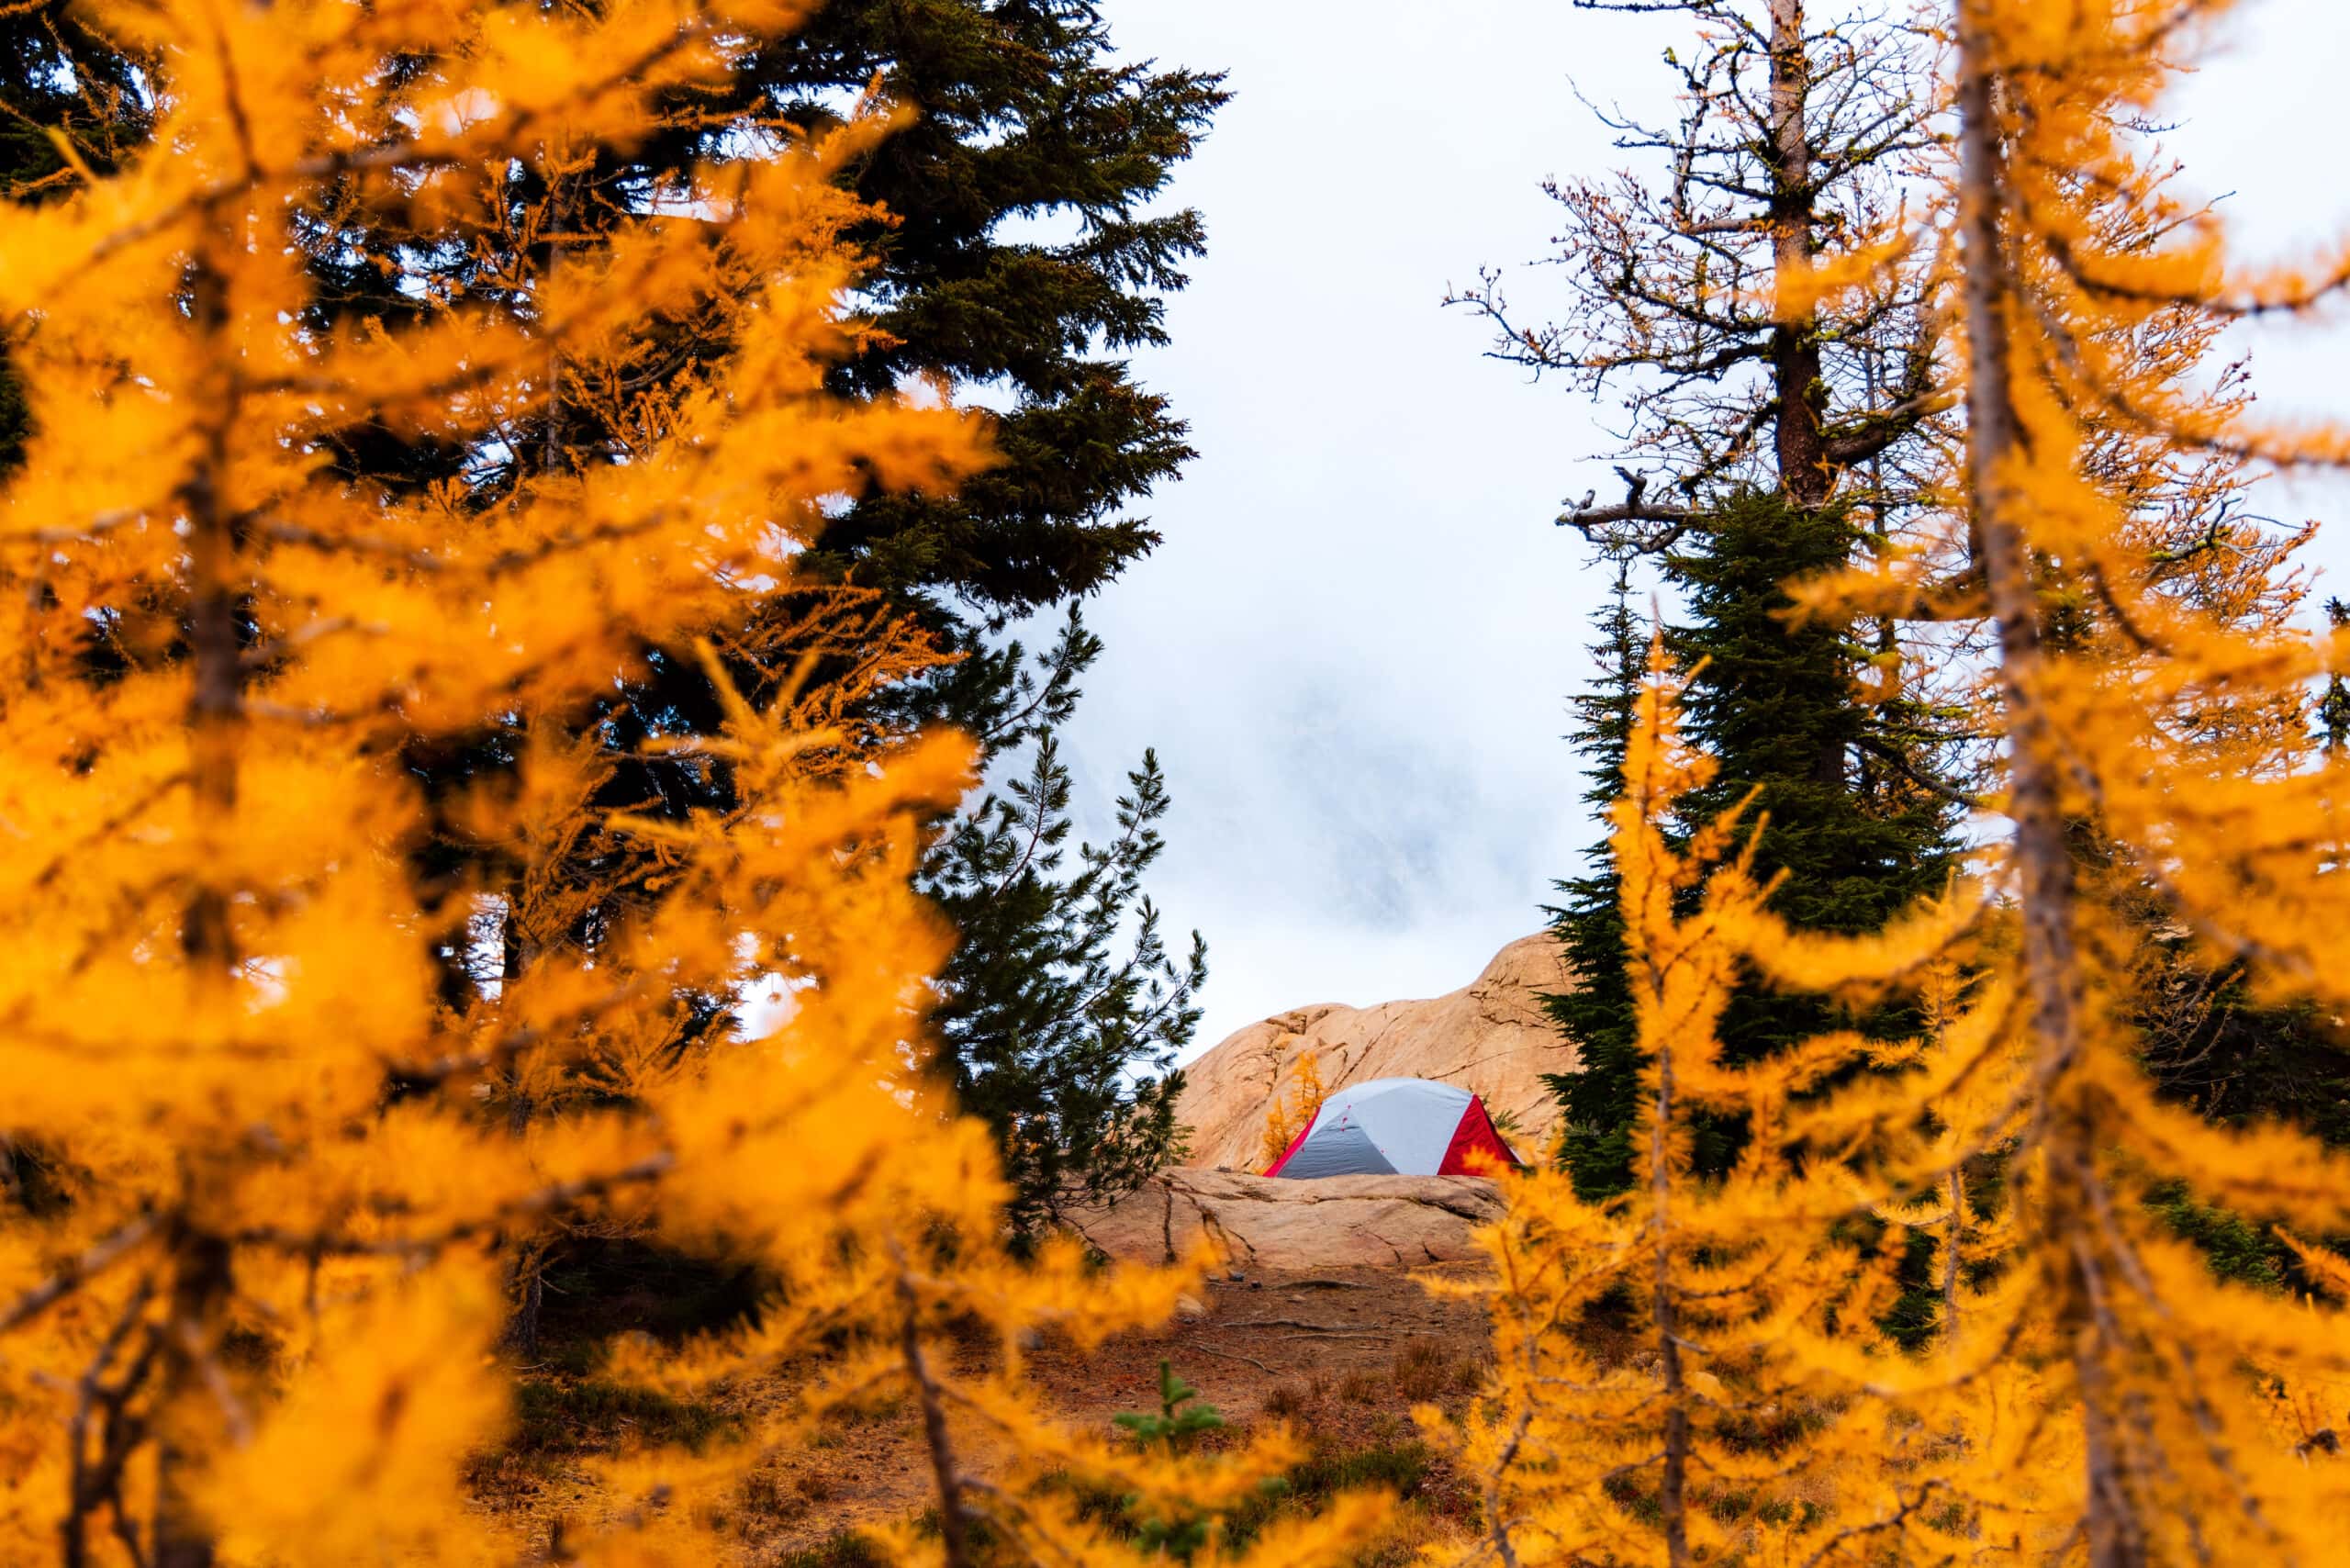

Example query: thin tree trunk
[1649,1021,1691,1568]
[1769,0,1829,513]
[501,165,569,1358]
[153,1226,231,1568]
[501,1058,544,1358]
[1954,17,2138,1565]
[1941,1168,1964,1336]
[894,1259,972,1568]
[1866,354,1905,804]
[158,237,242,1568]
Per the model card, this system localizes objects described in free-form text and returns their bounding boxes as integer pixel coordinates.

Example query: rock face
[1068,1170,1505,1271]
[1173,933,1575,1173]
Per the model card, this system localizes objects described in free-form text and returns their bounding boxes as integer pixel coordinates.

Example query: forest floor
[472,1259,1500,1565]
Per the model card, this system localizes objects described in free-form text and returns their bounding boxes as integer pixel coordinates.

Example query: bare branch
[0,1215,156,1338]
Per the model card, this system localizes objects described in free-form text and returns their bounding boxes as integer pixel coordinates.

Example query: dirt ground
[477,1262,1498,1563]
[1040,1263,1494,1427]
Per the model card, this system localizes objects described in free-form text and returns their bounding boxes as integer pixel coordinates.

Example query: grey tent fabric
[1267,1075,1519,1178]
[1273,1119,1398,1179]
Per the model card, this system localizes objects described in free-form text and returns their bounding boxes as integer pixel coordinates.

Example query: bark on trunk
[1649,1018,1691,1568]
[153,1227,231,1568]
[895,1262,972,1568]
[1769,0,1829,512]
[1954,17,2138,1566]
[158,237,241,1568]
[500,167,570,1358]
[1941,1169,1964,1334]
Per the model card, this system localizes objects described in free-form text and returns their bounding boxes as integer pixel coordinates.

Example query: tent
[1263,1077,1521,1178]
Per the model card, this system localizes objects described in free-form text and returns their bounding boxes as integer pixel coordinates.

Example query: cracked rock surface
[1063,1170,1507,1271]
[1171,932,1578,1173]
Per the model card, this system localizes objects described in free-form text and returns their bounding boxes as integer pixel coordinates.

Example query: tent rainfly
[1262,1076,1521,1178]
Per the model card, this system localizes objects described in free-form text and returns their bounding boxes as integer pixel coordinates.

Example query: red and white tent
[1263,1077,1521,1178]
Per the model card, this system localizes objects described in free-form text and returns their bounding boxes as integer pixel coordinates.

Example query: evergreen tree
[1664,492,1958,1166]
[668,4,1225,1220]
[285,0,1226,1237]
[923,616,1205,1238]
[1546,498,1961,1195]
[302,0,1225,614]
[1493,4,1965,1194]
[758,0,1227,610]
[1544,564,1647,1198]
[1672,494,1956,969]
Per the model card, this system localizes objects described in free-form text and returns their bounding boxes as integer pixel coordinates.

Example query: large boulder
[1173,933,1575,1173]
[1067,1170,1505,1271]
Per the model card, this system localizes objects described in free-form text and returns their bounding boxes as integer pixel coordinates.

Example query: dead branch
[0,1215,157,1337]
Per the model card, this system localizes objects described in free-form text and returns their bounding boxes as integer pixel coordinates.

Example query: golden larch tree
[1789,0,2350,1558]
[1431,649,1984,1567]
[1259,1048,1326,1170]
[0,1,1396,1565]
[1441,1,2350,1551]
[1934,0,2350,1558]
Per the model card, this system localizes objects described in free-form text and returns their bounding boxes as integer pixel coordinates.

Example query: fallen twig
[1223,1318,1360,1333]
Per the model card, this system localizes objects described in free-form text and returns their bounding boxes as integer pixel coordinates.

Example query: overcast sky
[1041,0,2350,1057]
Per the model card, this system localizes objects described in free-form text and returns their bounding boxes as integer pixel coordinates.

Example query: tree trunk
[1941,1169,1964,1334]
[500,164,570,1359]
[1954,17,2138,1566]
[895,1260,972,1568]
[499,902,545,1356]
[158,238,242,1568]
[153,1226,232,1568]
[1767,0,1852,793]
[1649,1021,1691,1568]
[1769,0,1829,512]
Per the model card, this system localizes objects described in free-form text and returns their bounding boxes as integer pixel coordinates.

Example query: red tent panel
[1437,1096,1521,1175]
[1261,1114,1317,1177]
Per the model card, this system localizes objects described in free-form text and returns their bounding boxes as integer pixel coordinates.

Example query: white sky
[1044,0,2350,1057]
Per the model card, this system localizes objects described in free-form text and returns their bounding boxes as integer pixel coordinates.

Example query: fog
[1044,0,2350,1056]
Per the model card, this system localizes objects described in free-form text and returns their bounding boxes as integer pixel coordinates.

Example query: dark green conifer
[1669,496,1957,997]
[1543,564,1646,1199]
[292,1,1229,1232]
[1664,492,1958,1168]
[923,616,1204,1238]
[1546,498,1960,1195]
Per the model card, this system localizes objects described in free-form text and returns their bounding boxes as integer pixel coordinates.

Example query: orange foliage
[1428,651,1977,1566]
[1259,1049,1326,1170]
[1436,5,2350,1563]
[0,1,1396,1564]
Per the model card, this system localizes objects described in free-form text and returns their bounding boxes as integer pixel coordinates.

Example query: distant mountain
[1174,934,1578,1171]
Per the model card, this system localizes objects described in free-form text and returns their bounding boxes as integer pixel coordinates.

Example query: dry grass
[1261,1373,1330,1420]
[1392,1338,1452,1402]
